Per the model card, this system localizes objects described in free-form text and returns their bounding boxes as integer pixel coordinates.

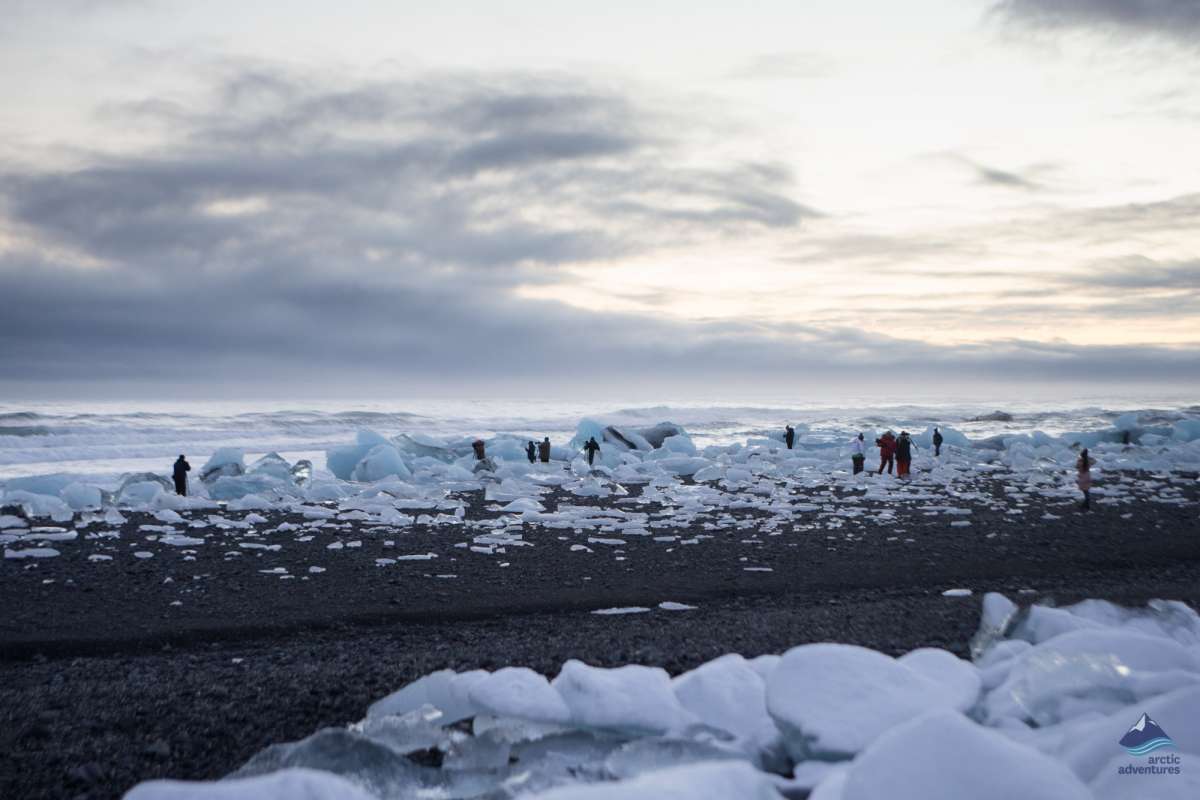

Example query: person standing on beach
[784,425,795,450]
[172,454,190,496]
[1077,448,1093,510]
[584,436,601,466]
[539,437,551,463]
[851,433,866,474]
[472,439,487,460]
[896,431,913,478]
[876,431,896,475]
[526,441,537,463]
[933,427,944,457]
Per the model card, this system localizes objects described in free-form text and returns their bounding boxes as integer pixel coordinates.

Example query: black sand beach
[2,473,1198,799]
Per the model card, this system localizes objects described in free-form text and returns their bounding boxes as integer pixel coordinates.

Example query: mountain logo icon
[1119,713,1176,756]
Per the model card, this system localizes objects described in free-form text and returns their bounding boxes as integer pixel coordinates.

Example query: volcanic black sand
[2,471,1198,799]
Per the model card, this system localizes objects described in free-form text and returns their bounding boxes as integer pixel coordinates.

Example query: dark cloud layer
[994,0,1200,42]
[1,65,1197,395]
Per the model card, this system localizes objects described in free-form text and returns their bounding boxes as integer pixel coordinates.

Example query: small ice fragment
[592,607,652,615]
[659,601,697,611]
[942,588,972,597]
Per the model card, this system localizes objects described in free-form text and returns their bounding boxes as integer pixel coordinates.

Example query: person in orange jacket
[876,431,896,475]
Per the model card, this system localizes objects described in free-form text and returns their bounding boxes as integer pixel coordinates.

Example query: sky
[1,0,1198,399]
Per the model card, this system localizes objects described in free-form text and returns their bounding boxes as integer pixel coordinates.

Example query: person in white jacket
[850,433,866,474]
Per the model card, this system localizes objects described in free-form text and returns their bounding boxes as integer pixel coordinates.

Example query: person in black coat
[583,436,601,466]
[526,441,537,463]
[933,427,944,457]
[173,455,191,496]
[784,425,795,450]
[538,437,551,463]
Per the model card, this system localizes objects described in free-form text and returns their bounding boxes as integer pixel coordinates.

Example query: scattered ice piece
[743,567,773,572]
[942,588,973,597]
[133,551,154,559]
[308,566,325,573]
[88,554,113,562]
[4,547,60,559]
[658,602,697,611]
[592,607,652,615]
[396,553,437,561]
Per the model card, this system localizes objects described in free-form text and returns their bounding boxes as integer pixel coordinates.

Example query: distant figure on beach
[1077,448,1093,510]
[896,431,913,477]
[172,454,190,496]
[525,441,537,463]
[784,425,795,450]
[933,427,944,457]
[876,431,896,475]
[539,437,551,463]
[472,439,487,460]
[851,433,865,474]
[584,436,601,466]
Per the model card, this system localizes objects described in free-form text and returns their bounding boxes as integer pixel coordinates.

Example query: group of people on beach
[521,436,602,466]
[786,425,945,479]
[169,427,1094,509]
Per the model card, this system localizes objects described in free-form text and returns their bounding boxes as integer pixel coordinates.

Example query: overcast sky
[1,0,1198,399]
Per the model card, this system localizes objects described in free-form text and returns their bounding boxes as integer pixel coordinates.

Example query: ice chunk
[352,444,412,482]
[552,660,696,735]
[61,482,103,510]
[326,430,392,480]
[5,547,60,559]
[982,628,1200,726]
[896,648,981,712]
[230,728,451,798]
[525,759,782,800]
[466,667,571,725]
[603,738,748,779]
[118,481,164,507]
[2,489,73,521]
[672,654,775,745]
[766,643,956,759]
[367,669,489,725]
[836,711,1091,800]
[970,592,1018,660]
[200,448,246,482]
[124,767,376,800]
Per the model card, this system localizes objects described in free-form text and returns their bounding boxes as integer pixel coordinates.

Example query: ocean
[2,395,1196,484]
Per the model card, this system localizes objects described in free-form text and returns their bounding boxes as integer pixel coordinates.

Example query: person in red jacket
[876,431,896,475]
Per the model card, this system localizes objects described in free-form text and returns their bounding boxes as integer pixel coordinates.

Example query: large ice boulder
[352,444,411,482]
[327,430,411,482]
[124,767,376,800]
[247,452,294,482]
[526,760,782,800]
[118,480,165,507]
[465,667,571,725]
[367,669,489,725]
[200,448,246,482]
[4,473,75,497]
[672,654,775,745]
[552,660,696,736]
[896,648,981,711]
[982,628,1200,726]
[0,489,73,521]
[766,643,958,760]
[829,711,1091,800]
[60,482,103,511]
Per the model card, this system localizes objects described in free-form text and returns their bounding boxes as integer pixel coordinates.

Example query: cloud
[728,51,837,80]
[1,63,1196,395]
[992,0,1200,44]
